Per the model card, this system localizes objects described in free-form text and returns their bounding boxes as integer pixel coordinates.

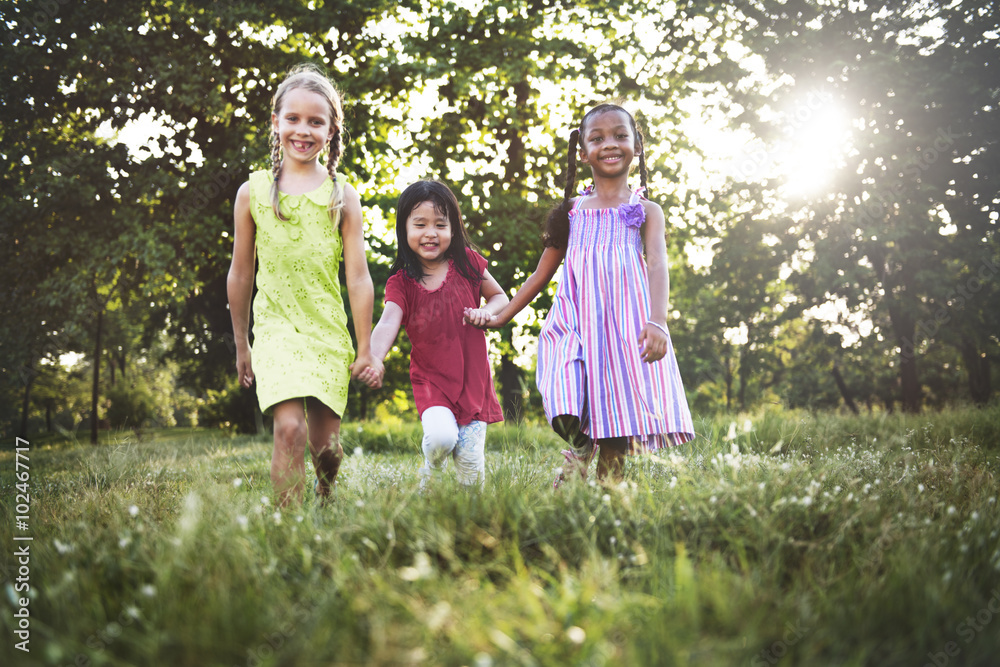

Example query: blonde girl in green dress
[228,64,380,507]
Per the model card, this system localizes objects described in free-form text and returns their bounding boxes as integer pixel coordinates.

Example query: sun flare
[775,101,852,197]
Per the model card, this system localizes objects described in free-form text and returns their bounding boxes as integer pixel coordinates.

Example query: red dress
[385,248,504,425]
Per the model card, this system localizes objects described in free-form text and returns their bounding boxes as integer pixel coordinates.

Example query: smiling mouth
[290,140,313,152]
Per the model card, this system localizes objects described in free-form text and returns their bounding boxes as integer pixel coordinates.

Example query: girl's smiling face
[272,87,334,164]
[406,200,453,268]
[578,109,640,178]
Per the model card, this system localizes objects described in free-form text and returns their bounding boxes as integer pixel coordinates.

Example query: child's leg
[419,406,459,488]
[452,420,487,487]
[596,437,628,482]
[552,414,595,459]
[271,399,309,507]
[305,398,343,498]
[551,414,595,488]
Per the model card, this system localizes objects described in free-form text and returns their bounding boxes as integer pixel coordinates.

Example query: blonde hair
[269,63,345,222]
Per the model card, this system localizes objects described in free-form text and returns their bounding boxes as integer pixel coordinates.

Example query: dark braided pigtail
[636,121,650,200]
[542,128,580,249]
[269,128,287,221]
[326,127,345,218]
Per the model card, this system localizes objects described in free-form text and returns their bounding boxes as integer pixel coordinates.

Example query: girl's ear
[272,113,279,133]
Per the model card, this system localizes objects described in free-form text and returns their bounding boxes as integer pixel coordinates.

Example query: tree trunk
[499,354,524,423]
[958,335,992,405]
[724,354,733,411]
[91,308,103,445]
[831,363,860,415]
[737,345,750,411]
[18,361,34,439]
[888,304,921,413]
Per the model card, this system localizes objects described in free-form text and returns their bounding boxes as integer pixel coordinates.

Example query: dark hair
[389,180,481,284]
[542,104,650,249]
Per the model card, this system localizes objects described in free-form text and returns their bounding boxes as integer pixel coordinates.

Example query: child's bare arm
[339,184,379,379]
[639,201,669,363]
[357,302,403,388]
[476,246,566,328]
[227,181,256,388]
[464,268,510,327]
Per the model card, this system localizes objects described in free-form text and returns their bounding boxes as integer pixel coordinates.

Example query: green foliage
[2,407,999,664]
[105,380,156,433]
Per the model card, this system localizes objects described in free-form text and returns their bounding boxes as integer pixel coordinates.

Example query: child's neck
[418,257,450,290]
[278,160,329,195]
[587,173,633,206]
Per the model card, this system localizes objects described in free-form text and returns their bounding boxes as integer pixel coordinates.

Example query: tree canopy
[3,0,997,438]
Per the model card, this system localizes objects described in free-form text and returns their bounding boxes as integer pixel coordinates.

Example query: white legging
[420,406,486,487]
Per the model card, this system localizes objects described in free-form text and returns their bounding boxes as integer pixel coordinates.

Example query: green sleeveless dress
[248,170,353,415]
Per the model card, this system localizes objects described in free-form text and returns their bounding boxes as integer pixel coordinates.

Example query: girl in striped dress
[473,103,694,485]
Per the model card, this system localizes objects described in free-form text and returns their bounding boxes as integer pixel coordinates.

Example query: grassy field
[2,406,999,666]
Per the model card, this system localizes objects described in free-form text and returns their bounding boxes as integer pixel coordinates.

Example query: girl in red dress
[359,181,507,487]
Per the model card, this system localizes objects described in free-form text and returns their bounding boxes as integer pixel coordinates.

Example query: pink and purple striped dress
[536,186,695,452]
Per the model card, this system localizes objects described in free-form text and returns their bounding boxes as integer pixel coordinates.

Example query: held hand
[463,307,499,329]
[638,322,668,364]
[350,353,384,389]
[235,347,255,388]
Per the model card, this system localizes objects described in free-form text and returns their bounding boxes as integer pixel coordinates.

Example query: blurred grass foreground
[2,406,999,666]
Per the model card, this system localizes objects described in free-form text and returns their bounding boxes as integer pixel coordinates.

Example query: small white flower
[356,500,365,508]
[566,626,586,644]
[125,605,140,620]
[709,495,717,504]
[119,536,131,548]
[128,505,139,517]
[296,515,304,523]
[272,511,282,524]
[602,494,611,503]
[314,534,322,543]
[610,536,617,545]
[354,446,363,457]
[947,505,957,515]
[233,478,243,488]
[236,515,249,530]
[971,511,980,521]
[800,496,813,507]
[261,496,270,506]
[54,539,73,555]
[918,484,925,493]
[141,584,157,597]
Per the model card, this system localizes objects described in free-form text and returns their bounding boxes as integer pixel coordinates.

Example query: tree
[733,0,1000,411]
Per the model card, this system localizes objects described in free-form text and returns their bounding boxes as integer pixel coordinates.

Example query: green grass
[2,406,1000,666]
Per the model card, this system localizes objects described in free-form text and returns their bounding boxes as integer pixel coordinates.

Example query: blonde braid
[326,127,345,220]
[269,128,287,221]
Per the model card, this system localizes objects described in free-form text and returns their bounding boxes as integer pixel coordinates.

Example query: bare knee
[274,415,307,453]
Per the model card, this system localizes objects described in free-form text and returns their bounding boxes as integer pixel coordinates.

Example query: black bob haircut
[389,180,481,284]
